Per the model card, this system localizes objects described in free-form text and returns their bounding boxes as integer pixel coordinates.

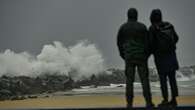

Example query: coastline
[0,83,195,109]
[0,95,195,109]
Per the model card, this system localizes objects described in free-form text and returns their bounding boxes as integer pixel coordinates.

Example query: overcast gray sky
[0,0,195,68]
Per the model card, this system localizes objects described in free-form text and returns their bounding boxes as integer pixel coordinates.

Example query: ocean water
[59,71,195,96]
[68,79,195,96]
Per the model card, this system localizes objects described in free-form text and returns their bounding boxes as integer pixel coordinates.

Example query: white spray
[0,40,105,80]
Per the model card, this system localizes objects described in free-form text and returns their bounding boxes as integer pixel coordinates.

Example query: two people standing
[117,8,179,109]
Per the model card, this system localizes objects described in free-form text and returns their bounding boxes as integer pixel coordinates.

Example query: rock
[10,95,26,100]
[0,89,12,100]
[28,95,38,99]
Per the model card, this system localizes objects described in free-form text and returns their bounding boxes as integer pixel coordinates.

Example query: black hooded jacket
[149,9,179,72]
[117,9,149,62]
[149,9,179,55]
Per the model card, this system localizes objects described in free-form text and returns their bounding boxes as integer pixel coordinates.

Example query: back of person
[117,10,148,63]
[149,9,179,108]
[149,21,178,56]
[149,9,179,72]
[117,8,154,109]
[122,22,148,61]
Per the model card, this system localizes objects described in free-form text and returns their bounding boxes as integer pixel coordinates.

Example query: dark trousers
[125,61,152,106]
[158,70,178,100]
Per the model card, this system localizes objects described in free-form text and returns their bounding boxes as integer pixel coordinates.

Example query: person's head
[150,9,162,24]
[127,8,138,21]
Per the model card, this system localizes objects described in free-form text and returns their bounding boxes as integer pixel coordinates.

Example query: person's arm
[173,26,179,44]
[117,27,125,59]
[145,30,151,57]
[148,26,156,54]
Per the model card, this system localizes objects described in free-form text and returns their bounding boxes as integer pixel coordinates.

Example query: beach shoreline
[0,95,195,109]
[1,85,195,109]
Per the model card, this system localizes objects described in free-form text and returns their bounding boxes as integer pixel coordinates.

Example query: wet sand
[0,95,195,109]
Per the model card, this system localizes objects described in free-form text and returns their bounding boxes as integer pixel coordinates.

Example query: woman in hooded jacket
[149,9,179,108]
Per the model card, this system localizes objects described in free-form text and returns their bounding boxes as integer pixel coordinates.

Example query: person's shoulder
[161,21,174,29]
[137,21,147,29]
[119,22,128,30]
[162,21,174,27]
[137,21,147,27]
[163,21,172,25]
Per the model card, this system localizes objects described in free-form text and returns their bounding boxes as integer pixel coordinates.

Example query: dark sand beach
[0,95,195,109]
[0,82,195,109]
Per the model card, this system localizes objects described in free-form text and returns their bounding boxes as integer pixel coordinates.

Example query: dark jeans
[125,60,152,106]
[158,70,178,100]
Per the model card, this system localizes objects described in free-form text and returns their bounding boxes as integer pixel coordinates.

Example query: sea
[50,70,195,97]
[59,76,195,97]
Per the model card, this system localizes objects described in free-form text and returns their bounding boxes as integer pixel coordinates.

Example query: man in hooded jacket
[117,8,154,109]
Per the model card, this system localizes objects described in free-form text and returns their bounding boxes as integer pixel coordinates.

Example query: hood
[158,22,173,30]
[127,8,138,21]
[150,9,162,24]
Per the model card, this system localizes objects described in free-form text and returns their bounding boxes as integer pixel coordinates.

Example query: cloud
[0,40,105,80]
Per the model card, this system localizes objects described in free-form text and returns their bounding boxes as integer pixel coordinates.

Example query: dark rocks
[0,89,12,101]
[28,95,38,99]
[10,95,26,100]
[0,74,75,100]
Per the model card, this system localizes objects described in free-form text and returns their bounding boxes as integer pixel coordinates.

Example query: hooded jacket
[149,9,179,55]
[149,9,179,72]
[117,8,149,62]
